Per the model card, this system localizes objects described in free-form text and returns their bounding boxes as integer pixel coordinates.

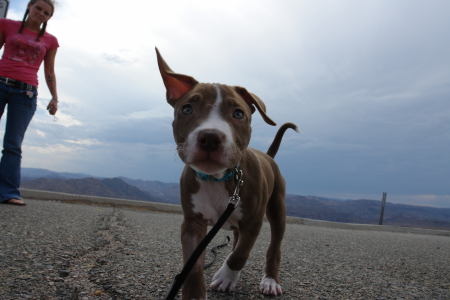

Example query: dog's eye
[182,104,193,115]
[233,109,244,120]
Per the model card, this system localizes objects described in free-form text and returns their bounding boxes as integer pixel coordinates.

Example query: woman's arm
[44,48,58,115]
[0,31,5,50]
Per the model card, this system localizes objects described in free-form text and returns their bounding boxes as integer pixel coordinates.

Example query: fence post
[379,192,387,225]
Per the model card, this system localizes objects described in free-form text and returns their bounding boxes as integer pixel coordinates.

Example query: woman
[0,0,59,206]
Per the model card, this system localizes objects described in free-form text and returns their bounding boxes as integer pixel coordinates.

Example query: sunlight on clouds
[50,1,159,57]
[48,111,82,127]
[103,49,138,66]
[23,140,101,160]
[24,144,79,154]
[126,106,172,120]
[63,139,101,146]
[35,130,46,137]
[5,10,20,20]
[33,110,82,127]
[32,99,83,127]
[50,0,279,64]
[252,135,365,152]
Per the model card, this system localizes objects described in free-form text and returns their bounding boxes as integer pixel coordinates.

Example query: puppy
[156,48,298,299]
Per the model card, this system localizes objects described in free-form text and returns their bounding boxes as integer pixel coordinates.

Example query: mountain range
[20,168,450,230]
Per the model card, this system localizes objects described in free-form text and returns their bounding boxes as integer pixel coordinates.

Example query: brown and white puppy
[156,48,298,300]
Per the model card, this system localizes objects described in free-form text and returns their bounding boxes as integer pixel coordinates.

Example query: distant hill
[21,168,450,230]
[21,168,99,181]
[21,177,166,203]
[285,195,364,223]
[286,195,450,229]
[21,168,179,204]
[119,177,180,205]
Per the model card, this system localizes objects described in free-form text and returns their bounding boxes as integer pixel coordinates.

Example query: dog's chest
[191,181,243,230]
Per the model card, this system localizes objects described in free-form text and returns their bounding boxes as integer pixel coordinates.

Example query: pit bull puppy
[156,48,298,300]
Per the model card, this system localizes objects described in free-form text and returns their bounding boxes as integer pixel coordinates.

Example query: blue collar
[196,163,240,182]
[196,170,234,182]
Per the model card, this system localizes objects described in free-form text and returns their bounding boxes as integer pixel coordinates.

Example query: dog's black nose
[197,130,223,152]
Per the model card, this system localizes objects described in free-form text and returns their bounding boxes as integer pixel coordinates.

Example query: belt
[0,76,37,92]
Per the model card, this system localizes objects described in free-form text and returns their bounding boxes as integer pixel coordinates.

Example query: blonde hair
[18,0,56,41]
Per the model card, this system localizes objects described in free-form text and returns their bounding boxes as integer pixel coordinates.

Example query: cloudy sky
[3,0,450,208]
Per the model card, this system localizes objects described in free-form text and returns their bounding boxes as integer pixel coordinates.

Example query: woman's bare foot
[2,199,26,206]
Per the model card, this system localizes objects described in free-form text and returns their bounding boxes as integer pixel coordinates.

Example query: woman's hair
[18,0,56,41]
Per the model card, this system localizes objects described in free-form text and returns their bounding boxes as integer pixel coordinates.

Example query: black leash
[164,169,243,300]
[204,236,231,270]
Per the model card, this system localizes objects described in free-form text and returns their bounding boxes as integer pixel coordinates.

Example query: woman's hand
[47,98,58,115]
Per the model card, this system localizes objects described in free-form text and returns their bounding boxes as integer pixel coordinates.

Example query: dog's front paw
[260,275,282,296]
[210,262,241,292]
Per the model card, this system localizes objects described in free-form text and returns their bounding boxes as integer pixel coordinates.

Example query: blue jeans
[0,82,37,202]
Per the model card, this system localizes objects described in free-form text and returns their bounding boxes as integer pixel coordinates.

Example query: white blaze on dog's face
[172,83,253,176]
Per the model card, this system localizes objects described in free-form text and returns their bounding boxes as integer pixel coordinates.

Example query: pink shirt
[0,19,59,87]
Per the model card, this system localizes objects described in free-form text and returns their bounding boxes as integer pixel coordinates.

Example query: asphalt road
[1,199,449,299]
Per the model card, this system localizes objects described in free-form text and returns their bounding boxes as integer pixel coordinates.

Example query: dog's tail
[266,122,300,158]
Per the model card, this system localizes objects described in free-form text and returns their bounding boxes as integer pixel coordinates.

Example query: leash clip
[229,169,243,207]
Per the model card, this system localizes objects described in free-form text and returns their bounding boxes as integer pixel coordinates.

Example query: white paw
[210,261,241,292]
[259,275,282,296]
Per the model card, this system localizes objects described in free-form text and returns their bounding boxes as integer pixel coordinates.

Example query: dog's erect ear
[155,48,198,106]
[235,86,277,126]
